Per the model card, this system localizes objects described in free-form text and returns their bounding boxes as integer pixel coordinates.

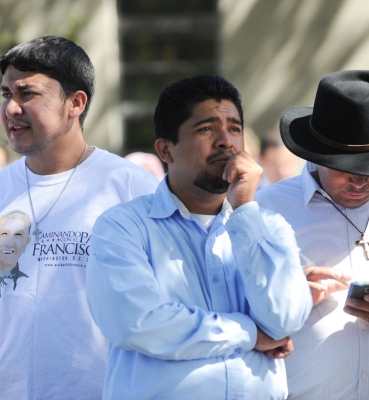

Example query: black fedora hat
[280,70,369,176]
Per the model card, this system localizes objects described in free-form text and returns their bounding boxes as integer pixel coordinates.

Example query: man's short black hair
[154,74,244,145]
[0,35,95,128]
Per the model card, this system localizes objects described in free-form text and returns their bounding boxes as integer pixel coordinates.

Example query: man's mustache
[206,150,236,164]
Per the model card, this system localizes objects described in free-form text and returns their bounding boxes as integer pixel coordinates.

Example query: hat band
[309,119,369,153]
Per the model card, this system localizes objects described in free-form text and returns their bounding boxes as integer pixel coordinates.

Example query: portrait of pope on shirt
[0,211,30,292]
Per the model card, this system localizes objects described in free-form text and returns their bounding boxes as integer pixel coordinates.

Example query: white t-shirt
[0,147,158,400]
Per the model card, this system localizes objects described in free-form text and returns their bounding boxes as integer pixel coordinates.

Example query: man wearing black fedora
[256,70,369,399]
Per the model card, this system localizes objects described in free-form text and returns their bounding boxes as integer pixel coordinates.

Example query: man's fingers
[344,298,369,322]
[325,280,351,295]
[305,267,333,282]
[346,298,369,312]
[308,281,327,292]
[222,152,259,183]
[305,266,351,283]
[307,272,350,306]
[344,305,369,322]
[223,165,242,184]
[311,292,326,307]
[264,338,294,359]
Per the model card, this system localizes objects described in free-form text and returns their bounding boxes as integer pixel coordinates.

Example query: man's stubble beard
[12,135,49,157]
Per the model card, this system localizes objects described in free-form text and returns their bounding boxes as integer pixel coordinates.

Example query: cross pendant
[356,234,369,260]
[32,225,42,243]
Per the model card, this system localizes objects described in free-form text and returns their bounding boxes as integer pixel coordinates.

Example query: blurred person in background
[243,125,260,160]
[0,144,8,169]
[125,151,165,180]
[257,129,300,189]
[0,35,158,400]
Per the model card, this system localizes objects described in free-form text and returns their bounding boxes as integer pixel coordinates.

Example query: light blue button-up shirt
[86,178,312,400]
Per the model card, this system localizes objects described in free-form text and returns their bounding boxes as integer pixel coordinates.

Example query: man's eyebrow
[191,116,242,128]
[1,83,36,92]
[228,117,242,126]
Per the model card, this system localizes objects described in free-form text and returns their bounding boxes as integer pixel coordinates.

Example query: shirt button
[244,269,249,276]
[362,324,367,330]
[213,276,220,283]
[233,397,239,400]
[229,230,236,237]
[362,371,368,378]
[207,239,212,245]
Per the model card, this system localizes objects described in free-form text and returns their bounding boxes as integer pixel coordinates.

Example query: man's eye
[0,232,8,236]
[1,93,11,99]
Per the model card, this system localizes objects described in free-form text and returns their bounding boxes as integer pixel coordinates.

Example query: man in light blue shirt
[256,70,369,399]
[86,75,312,400]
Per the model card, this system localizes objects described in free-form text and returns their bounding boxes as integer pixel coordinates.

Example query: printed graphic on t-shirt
[32,229,91,268]
[0,210,30,294]
[0,209,92,297]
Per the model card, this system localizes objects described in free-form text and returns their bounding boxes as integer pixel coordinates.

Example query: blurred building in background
[1,0,369,161]
[118,0,218,154]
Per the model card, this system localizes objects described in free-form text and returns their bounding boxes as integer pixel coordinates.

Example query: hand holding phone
[344,281,369,322]
[347,281,369,300]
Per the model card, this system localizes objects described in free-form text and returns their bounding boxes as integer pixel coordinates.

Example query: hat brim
[280,107,369,176]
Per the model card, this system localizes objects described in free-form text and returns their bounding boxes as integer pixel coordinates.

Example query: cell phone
[347,281,369,300]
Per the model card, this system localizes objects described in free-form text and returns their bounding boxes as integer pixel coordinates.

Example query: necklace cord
[25,143,88,227]
[316,191,367,235]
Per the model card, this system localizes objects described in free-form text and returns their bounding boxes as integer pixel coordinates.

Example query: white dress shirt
[256,162,369,400]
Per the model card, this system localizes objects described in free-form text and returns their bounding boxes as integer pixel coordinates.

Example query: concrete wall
[218,0,369,138]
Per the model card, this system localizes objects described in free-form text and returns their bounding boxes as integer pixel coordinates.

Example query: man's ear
[155,138,174,164]
[67,91,88,119]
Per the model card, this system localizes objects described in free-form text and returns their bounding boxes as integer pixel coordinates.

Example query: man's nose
[5,98,23,118]
[349,174,369,188]
[214,129,233,149]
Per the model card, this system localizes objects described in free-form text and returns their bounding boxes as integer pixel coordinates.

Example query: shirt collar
[302,161,335,205]
[148,177,178,219]
[148,175,233,220]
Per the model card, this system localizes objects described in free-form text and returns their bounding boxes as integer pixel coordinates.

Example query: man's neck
[167,178,226,215]
[25,140,93,175]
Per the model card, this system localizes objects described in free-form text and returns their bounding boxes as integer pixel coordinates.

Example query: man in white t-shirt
[0,36,158,400]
